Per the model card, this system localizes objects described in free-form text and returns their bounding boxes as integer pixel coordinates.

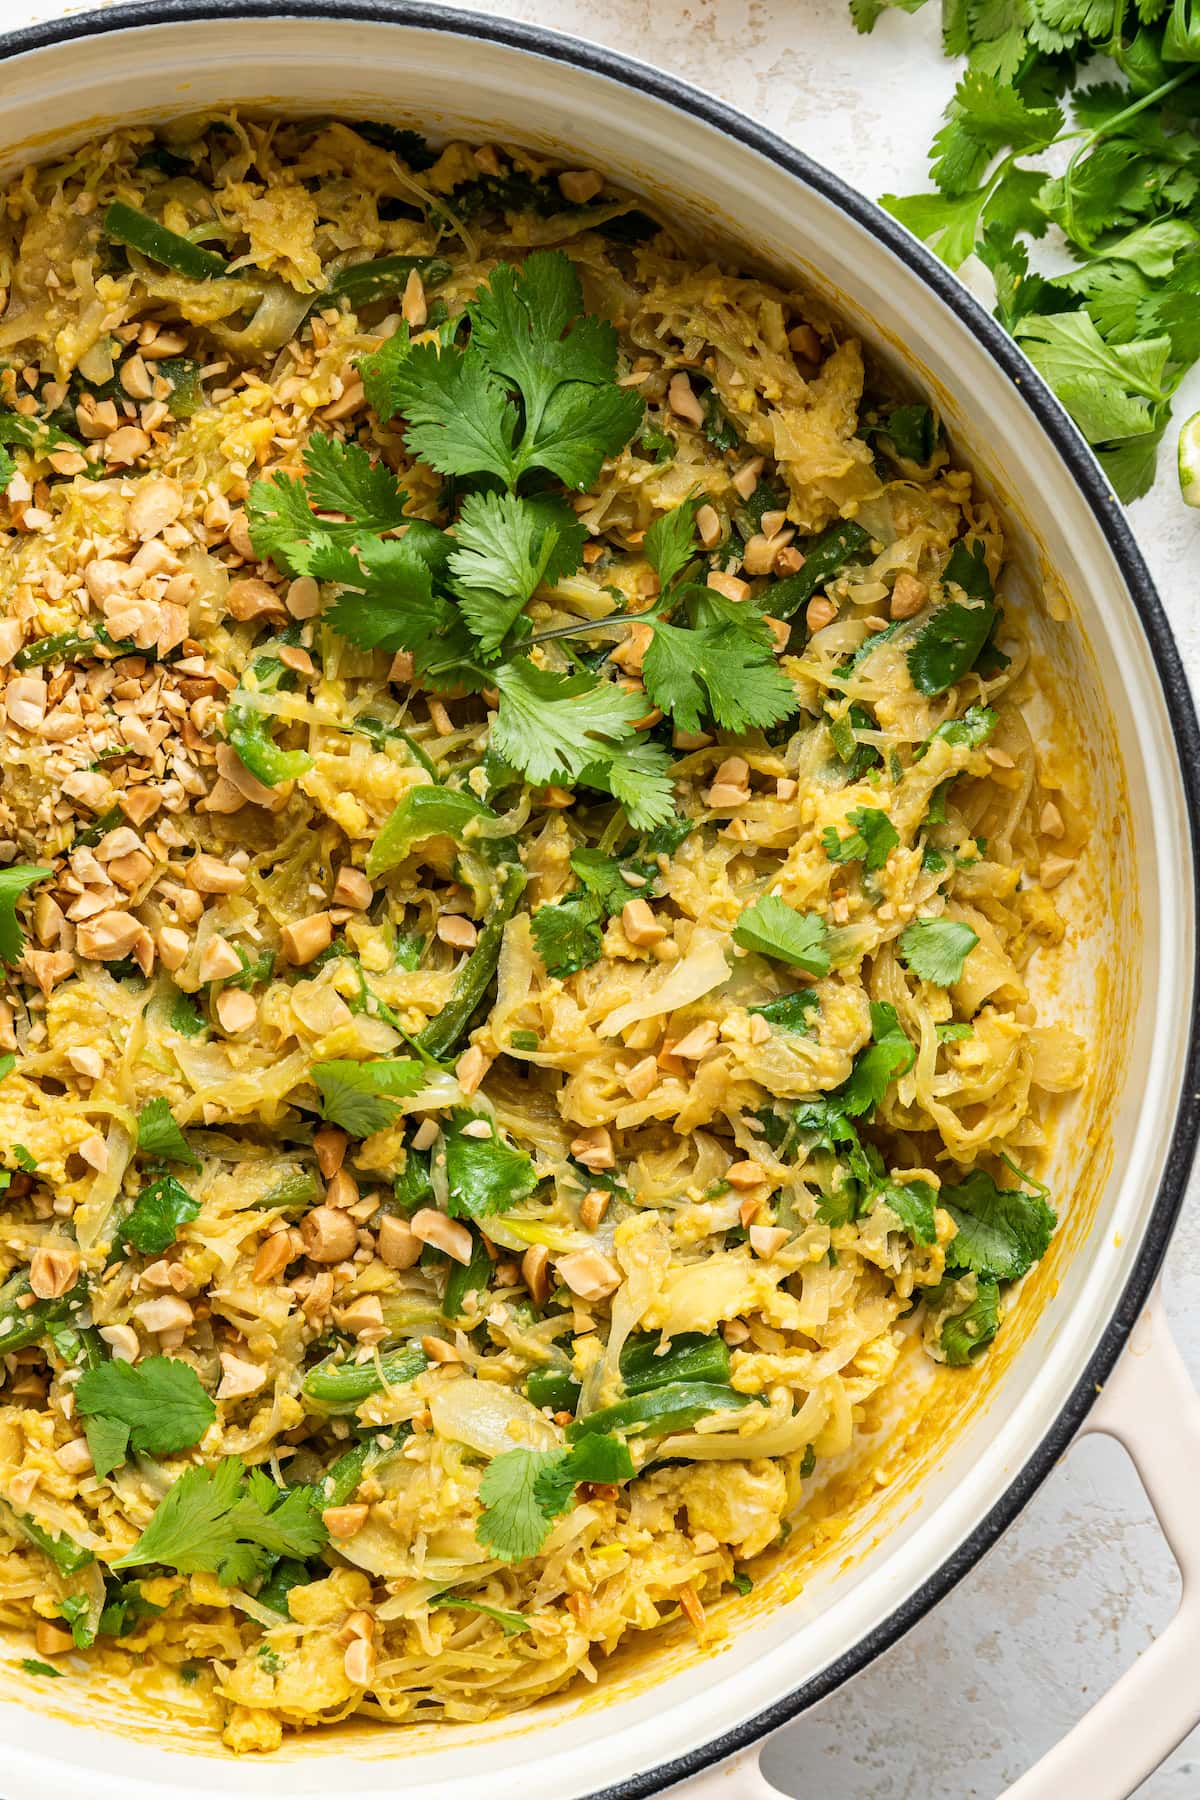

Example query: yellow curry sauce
[0,116,1086,1751]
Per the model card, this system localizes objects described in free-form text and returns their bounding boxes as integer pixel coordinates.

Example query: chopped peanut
[282,912,333,965]
[377,1215,422,1269]
[314,1125,348,1177]
[556,1248,621,1302]
[667,372,704,426]
[621,897,666,946]
[323,1504,369,1539]
[558,168,604,204]
[333,866,373,909]
[522,1243,550,1304]
[411,1208,474,1264]
[437,914,478,950]
[301,1206,359,1263]
[570,1126,614,1171]
[889,571,927,619]
[30,1246,80,1299]
[579,1188,611,1231]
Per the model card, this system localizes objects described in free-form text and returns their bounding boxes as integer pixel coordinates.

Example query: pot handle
[674,1294,1200,1800]
[1000,1295,1200,1800]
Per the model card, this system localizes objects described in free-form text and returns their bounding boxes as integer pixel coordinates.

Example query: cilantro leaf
[931,71,1063,197]
[748,989,820,1034]
[642,616,796,735]
[940,1275,1001,1365]
[469,252,619,421]
[315,535,453,655]
[245,437,408,576]
[468,251,644,488]
[733,895,830,974]
[531,891,604,977]
[120,1175,199,1257]
[821,806,899,872]
[242,468,316,572]
[97,1578,163,1639]
[0,866,52,964]
[940,1167,1056,1281]
[360,254,643,493]
[881,185,992,271]
[0,447,15,491]
[444,1110,538,1218]
[490,662,645,785]
[21,1658,63,1678]
[906,600,999,696]
[77,1356,216,1476]
[82,1414,131,1480]
[1014,311,1170,446]
[840,1001,915,1116]
[476,1432,634,1561]
[585,739,677,829]
[113,1456,326,1584]
[169,991,206,1038]
[476,1447,563,1561]
[570,847,659,911]
[361,332,520,487]
[312,1058,425,1137]
[136,1097,201,1170]
[878,403,940,464]
[531,846,661,977]
[874,1177,938,1244]
[643,499,700,590]
[299,434,410,530]
[899,916,979,986]
[448,490,581,653]
[529,382,648,492]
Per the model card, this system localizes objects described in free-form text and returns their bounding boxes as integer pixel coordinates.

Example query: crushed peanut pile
[0,115,1087,1751]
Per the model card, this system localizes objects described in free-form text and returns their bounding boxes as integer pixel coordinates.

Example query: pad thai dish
[0,116,1087,1751]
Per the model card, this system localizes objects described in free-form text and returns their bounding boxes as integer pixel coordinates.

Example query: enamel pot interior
[0,8,1196,1799]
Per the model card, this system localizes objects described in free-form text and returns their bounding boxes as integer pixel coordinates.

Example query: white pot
[1,8,1199,1798]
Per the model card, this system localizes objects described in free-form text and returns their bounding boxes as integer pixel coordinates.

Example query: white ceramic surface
[0,9,1195,1799]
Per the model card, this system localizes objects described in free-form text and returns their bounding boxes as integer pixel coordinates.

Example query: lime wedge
[1179,409,1200,507]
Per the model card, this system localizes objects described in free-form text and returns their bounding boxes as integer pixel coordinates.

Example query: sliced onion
[655,1389,829,1462]
[598,930,729,1038]
[74,1118,133,1250]
[429,1376,561,1457]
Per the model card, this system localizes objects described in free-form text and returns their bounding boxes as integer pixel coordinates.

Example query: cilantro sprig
[77,1356,215,1478]
[733,894,830,974]
[636,503,798,735]
[899,915,980,986]
[113,1456,326,1587]
[851,2,1200,499]
[532,843,664,977]
[247,250,799,826]
[476,1433,634,1562]
[311,1057,426,1137]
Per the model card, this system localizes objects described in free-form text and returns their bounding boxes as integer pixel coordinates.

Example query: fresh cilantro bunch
[249,252,675,825]
[851,0,1200,498]
[247,251,799,826]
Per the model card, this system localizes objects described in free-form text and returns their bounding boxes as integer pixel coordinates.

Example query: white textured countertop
[0,1,1197,1792]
